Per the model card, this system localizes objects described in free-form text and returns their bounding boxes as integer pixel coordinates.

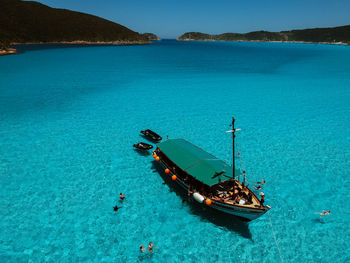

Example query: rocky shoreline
[0,48,18,56]
[177,38,350,46]
[11,40,151,45]
[0,40,151,57]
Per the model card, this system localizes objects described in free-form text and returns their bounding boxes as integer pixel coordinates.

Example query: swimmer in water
[148,242,156,252]
[253,179,266,185]
[139,245,146,253]
[253,184,263,190]
[113,205,119,211]
[119,193,125,200]
[315,210,330,217]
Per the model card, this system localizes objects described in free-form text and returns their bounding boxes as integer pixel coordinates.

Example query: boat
[152,117,271,221]
[140,129,162,141]
[133,142,153,150]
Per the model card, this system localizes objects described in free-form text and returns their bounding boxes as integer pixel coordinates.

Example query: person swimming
[148,242,156,252]
[253,179,266,185]
[139,245,146,253]
[253,184,263,190]
[119,193,125,200]
[315,210,330,216]
[113,205,119,211]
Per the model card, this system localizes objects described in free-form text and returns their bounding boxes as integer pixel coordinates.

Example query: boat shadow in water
[133,149,151,156]
[151,162,252,239]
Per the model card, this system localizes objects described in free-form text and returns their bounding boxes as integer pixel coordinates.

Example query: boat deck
[212,180,262,209]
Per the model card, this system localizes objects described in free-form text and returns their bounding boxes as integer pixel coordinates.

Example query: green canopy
[157,139,239,186]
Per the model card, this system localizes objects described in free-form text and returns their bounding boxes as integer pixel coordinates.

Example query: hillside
[141,33,161,41]
[0,0,149,53]
[177,25,350,44]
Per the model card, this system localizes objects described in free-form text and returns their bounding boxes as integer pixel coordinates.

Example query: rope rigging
[268,211,284,263]
[234,135,249,184]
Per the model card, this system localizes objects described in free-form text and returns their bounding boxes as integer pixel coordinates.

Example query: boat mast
[232,117,235,181]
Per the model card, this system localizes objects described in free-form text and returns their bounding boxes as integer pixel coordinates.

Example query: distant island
[0,0,150,56]
[141,33,161,41]
[177,25,350,45]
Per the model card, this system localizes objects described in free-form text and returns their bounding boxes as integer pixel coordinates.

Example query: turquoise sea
[1,40,350,262]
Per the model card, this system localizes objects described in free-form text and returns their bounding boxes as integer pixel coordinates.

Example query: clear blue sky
[36,0,350,38]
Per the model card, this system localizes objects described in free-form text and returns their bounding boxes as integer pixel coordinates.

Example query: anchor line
[268,211,284,263]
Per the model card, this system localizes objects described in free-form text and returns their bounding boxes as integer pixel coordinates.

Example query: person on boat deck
[259,192,265,207]
[247,192,253,204]
[140,245,146,253]
[241,183,249,191]
[241,191,249,200]
[187,186,193,196]
[119,193,125,200]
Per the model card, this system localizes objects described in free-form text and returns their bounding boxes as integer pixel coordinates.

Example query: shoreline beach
[177,38,350,46]
[0,40,151,57]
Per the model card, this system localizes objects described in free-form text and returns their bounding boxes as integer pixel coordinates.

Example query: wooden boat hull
[210,200,268,221]
[133,142,153,150]
[140,129,162,141]
[154,149,269,221]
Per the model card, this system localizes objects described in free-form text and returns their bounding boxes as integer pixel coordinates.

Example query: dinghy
[140,129,162,141]
[133,142,153,150]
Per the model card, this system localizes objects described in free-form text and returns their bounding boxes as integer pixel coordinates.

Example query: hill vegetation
[0,0,149,52]
[178,25,350,44]
[141,33,161,41]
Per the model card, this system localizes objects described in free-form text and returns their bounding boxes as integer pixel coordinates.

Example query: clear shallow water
[0,40,350,262]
